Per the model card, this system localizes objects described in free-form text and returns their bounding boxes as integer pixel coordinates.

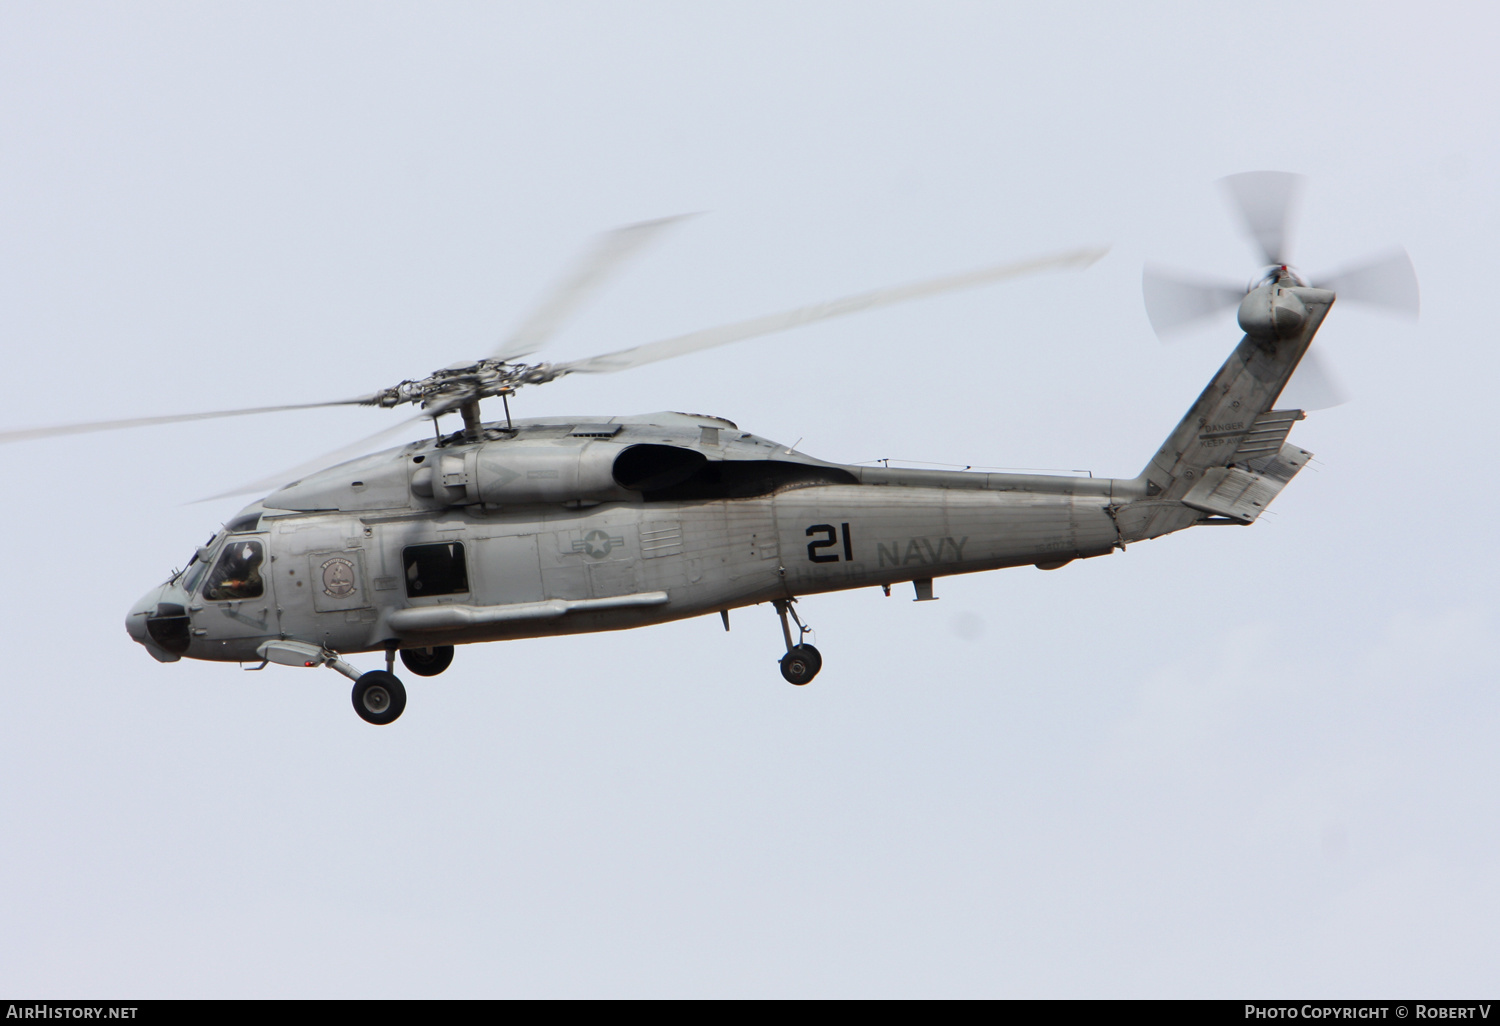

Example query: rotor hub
[367,359,564,412]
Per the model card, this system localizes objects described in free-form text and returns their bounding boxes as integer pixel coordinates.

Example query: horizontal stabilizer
[1232,409,1305,461]
[1181,442,1311,524]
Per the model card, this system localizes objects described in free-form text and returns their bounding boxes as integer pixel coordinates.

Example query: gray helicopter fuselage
[128,280,1332,670]
[128,413,1145,664]
[94,167,1413,724]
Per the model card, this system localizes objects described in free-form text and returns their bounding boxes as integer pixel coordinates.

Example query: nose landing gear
[254,639,410,726]
[772,598,822,686]
[352,670,407,725]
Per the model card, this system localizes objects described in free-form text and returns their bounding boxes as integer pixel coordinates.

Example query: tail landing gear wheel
[399,645,454,677]
[352,670,407,725]
[780,644,822,686]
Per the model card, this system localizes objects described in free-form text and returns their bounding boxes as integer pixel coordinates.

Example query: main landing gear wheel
[780,644,822,686]
[352,670,407,725]
[771,598,823,686]
[399,645,454,677]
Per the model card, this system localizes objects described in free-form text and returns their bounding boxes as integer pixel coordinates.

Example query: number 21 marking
[807,523,854,563]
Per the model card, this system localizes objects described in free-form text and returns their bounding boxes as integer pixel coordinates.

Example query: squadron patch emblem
[321,556,357,598]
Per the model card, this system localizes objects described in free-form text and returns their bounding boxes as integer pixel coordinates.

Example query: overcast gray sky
[1,1,1496,998]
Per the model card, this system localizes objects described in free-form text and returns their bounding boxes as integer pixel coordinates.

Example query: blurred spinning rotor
[1142,171,1419,409]
[0,215,1107,499]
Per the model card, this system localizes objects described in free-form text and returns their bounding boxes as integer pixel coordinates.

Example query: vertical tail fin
[1117,281,1332,541]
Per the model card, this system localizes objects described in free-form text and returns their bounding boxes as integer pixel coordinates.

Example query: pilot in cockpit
[202,541,265,601]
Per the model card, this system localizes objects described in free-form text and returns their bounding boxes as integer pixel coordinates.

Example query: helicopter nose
[126,586,186,663]
[125,588,159,644]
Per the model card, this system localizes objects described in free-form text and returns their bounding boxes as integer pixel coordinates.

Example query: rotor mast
[459,399,482,441]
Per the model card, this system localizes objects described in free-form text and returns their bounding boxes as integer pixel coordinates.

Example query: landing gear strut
[253,640,411,726]
[773,598,822,685]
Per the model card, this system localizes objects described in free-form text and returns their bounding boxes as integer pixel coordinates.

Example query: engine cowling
[411,443,635,505]
[409,441,721,506]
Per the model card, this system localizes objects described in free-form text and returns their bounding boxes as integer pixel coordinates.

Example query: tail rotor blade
[1141,266,1245,340]
[1220,171,1305,267]
[1280,349,1350,411]
[1316,247,1420,317]
[491,213,695,363]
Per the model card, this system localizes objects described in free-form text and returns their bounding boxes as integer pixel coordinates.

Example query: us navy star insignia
[573,530,624,559]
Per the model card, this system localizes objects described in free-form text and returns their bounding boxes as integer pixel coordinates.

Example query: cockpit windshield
[202,540,265,601]
[170,532,218,591]
[181,556,209,596]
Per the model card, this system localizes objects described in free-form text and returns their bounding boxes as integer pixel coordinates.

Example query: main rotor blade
[491,213,695,363]
[1220,171,1305,267]
[552,246,1108,377]
[0,396,380,447]
[1316,247,1420,317]
[1280,349,1350,411]
[196,412,433,502]
[1141,265,1246,340]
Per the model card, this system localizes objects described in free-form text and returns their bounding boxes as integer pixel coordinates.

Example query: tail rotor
[1141,172,1419,409]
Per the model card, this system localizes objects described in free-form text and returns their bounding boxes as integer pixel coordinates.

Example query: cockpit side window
[203,540,265,601]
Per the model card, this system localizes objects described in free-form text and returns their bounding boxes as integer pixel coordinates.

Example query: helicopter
[5,173,1418,724]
